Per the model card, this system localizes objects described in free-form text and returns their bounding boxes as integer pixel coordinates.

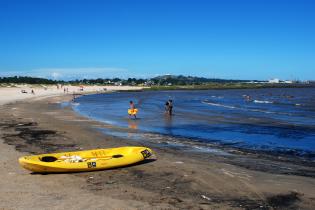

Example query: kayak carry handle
[112,154,123,158]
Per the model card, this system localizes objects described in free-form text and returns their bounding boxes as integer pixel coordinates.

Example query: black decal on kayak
[141,149,152,158]
[87,162,96,168]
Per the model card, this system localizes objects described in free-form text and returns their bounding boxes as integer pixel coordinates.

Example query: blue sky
[0,0,314,80]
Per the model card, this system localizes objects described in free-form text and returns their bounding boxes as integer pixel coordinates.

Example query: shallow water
[73,88,315,157]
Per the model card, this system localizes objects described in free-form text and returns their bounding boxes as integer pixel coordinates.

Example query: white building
[268,78,280,83]
[283,80,293,84]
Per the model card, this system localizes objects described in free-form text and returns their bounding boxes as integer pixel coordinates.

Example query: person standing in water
[165,101,170,114]
[168,99,173,115]
[72,92,76,102]
[129,100,137,119]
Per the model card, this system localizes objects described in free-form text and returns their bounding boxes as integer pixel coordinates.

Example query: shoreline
[78,110,315,178]
[1,88,315,209]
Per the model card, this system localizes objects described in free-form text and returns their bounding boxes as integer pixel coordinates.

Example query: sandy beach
[1,86,315,210]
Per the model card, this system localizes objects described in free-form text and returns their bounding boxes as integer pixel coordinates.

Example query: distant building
[268,78,280,83]
[283,80,293,84]
[144,80,155,86]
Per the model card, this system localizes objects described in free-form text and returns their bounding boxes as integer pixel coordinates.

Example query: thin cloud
[51,72,61,79]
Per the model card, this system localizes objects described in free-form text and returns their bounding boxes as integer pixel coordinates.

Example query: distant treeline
[150,75,259,85]
[0,76,60,84]
[0,75,261,86]
[1,76,314,90]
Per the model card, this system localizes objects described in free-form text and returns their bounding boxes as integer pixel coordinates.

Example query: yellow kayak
[19,146,153,173]
[128,108,138,115]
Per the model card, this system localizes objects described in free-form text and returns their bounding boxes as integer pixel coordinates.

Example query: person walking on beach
[129,100,137,119]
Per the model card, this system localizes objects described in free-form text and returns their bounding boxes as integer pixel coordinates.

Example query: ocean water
[73,88,315,157]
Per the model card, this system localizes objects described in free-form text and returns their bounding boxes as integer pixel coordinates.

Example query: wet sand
[1,93,315,209]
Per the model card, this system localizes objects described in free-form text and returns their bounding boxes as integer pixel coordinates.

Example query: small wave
[211,95,224,99]
[253,100,273,104]
[202,100,293,116]
[191,145,232,156]
[202,101,237,109]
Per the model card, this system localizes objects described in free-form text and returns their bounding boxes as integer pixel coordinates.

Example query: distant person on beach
[31,89,35,95]
[129,101,137,119]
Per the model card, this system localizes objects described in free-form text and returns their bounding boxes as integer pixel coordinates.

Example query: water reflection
[164,113,173,135]
[128,119,138,130]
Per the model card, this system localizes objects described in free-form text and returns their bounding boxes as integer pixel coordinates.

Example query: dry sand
[1,86,315,210]
[0,84,144,105]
